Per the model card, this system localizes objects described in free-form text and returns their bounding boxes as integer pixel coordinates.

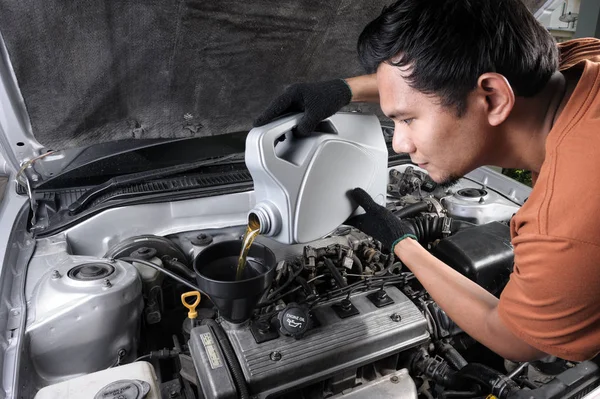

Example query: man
[254,0,600,362]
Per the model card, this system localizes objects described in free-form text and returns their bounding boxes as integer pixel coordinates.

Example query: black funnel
[193,240,276,324]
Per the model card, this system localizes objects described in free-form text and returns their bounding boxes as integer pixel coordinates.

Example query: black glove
[253,79,352,137]
[347,188,417,252]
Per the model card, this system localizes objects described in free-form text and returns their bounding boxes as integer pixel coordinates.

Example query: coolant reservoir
[246,112,387,244]
[34,362,159,399]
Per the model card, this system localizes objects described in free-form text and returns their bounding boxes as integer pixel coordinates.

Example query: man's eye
[402,118,414,125]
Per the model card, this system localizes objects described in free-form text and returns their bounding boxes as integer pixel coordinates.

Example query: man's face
[377,63,493,184]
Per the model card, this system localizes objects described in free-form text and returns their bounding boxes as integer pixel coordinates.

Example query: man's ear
[476,73,515,126]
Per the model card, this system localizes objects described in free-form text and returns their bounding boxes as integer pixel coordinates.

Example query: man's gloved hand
[253,79,352,137]
[347,188,418,253]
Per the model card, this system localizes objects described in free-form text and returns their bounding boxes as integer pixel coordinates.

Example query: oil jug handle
[246,113,307,174]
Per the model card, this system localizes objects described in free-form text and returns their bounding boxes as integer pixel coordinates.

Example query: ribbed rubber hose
[201,319,250,399]
[404,215,448,244]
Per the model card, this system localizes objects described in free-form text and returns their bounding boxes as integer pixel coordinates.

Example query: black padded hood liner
[0,1,386,150]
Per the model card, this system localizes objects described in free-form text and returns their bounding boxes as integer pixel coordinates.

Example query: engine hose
[405,215,450,244]
[351,254,364,275]
[374,255,399,277]
[201,319,250,399]
[437,342,468,370]
[410,348,458,387]
[118,257,204,294]
[410,349,519,398]
[386,252,395,267]
[324,257,347,287]
[455,363,520,398]
[393,201,430,218]
[161,255,196,280]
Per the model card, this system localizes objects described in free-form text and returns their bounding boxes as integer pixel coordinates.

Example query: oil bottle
[245,113,387,244]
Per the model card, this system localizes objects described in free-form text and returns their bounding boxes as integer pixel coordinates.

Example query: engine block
[223,286,429,398]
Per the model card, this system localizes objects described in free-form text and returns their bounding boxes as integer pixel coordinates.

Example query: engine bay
[21,165,600,399]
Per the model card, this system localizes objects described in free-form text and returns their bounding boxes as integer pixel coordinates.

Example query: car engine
[21,165,600,399]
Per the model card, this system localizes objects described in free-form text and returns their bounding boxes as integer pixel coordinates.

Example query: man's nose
[392,126,416,154]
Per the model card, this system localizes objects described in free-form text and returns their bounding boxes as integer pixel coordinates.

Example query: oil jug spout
[248,201,281,236]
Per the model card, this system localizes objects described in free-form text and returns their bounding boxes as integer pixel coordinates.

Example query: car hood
[0,0,391,153]
[0,0,546,163]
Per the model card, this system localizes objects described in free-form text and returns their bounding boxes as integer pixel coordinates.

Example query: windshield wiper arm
[67,153,243,215]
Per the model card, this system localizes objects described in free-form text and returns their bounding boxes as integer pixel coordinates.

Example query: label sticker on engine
[200,333,223,369]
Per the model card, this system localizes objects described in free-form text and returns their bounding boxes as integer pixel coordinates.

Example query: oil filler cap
[93,379,151,399]
[278,303,310,338]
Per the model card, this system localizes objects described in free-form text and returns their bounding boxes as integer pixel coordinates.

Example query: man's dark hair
[358,0,559,115]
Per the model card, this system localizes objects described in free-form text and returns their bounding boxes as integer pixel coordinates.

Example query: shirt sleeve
[498,233,600,361]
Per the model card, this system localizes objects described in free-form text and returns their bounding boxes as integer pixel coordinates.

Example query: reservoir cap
[94,379,151,399]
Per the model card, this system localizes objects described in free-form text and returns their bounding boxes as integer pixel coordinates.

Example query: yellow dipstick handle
[181,291,201,319]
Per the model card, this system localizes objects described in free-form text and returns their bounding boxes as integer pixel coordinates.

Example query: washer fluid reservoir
[246,113,387,244]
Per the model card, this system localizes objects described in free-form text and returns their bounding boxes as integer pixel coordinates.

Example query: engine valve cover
[222,286,428,398]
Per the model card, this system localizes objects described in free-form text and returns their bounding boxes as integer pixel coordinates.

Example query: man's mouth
[415,162,428,169]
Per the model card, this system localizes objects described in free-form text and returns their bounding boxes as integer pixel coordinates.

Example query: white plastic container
[246,112,387,244]
[34,362,160,399]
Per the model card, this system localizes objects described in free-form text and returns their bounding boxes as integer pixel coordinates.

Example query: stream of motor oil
[236,217,260,281]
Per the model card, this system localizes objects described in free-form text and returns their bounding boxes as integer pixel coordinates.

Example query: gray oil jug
[245,113,387,244]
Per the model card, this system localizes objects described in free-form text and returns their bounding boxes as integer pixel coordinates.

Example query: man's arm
[395,238,547,362]
[346,74,379,103]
